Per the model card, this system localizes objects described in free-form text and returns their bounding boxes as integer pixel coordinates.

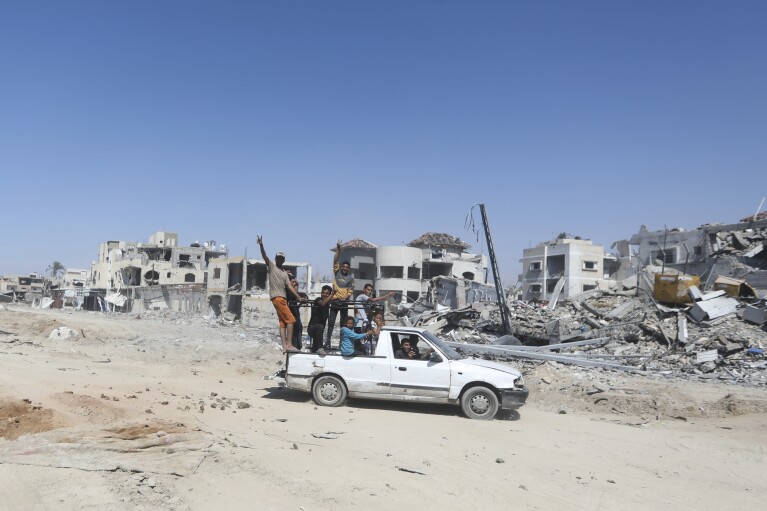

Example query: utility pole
[479,204,512,334]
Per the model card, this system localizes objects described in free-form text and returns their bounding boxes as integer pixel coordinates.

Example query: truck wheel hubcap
[320,383,338,401]
[470,394,490,414]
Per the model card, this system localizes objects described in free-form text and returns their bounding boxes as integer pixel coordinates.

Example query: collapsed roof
[407,232,470,251]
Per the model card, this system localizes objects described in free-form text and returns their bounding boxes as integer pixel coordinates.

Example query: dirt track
[1,306,766,510]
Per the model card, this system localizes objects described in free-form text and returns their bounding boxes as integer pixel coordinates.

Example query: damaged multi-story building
[205,232,491,326]
[333,233,490,304]
[205,255,311,325]
[617,213,767,295]
[208,233,495,325]
[323,234,499,313]
[518,235,619,303]
[86,231,228,312]
[0,273,45,301]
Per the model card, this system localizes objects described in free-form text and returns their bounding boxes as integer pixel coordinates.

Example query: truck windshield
[422,331,463,360]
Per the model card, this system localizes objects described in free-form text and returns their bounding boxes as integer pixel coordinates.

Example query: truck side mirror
[429,352,443,363]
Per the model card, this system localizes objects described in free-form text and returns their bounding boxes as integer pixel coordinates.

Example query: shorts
[271,297,295,328]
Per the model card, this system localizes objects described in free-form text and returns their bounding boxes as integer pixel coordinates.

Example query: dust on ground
[1,305,766,511]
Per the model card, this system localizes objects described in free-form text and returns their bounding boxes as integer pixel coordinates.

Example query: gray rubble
[399,285,767,387]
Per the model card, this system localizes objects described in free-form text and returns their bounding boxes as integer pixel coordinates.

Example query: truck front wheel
[312,375,348,407]
[461,386,499,420]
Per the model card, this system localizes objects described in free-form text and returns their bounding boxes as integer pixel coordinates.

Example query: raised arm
[369,291,396,303]
[333,239,341,271]
[257,235,270,267]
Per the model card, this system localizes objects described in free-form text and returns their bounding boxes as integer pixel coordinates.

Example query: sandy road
[1,306,765,510]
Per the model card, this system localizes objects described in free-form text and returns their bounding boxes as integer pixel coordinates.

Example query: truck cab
[283,326,528,420]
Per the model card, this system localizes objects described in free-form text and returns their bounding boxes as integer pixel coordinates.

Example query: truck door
[390,333,450,400]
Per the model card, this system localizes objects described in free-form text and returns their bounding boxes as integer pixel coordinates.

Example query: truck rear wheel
[312,375,347,407]
[461,386,499,420]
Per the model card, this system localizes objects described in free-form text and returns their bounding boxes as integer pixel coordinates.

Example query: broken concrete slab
[605,298,641,320]
[696,349,719,364]
[687,285,726,302]
[689,297,739,323]
[48,327,79,339]
[743,304,767,325]
[547,278,565,310]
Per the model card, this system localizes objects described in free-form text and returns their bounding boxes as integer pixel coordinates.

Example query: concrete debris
[689,297,739,323]
[48,327,80,340]
[105,292,128,307]
[743,303,767,325]
[400,277,766,385]
[696,349,719,364]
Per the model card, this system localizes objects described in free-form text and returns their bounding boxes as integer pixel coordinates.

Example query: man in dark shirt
[308,285,333,354]
[394,337,421,360]
[287,275,309,350]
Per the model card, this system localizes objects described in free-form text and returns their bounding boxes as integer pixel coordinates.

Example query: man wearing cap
[258,236,306,353]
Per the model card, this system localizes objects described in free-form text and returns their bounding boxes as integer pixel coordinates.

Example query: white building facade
[519,237,617,302]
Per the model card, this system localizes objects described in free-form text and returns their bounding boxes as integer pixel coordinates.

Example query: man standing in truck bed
[325,240,354,349]
[258,235,305,353]
[307,285,333,354]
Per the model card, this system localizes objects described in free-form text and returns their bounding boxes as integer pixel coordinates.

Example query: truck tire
[312,375,348,407]
[461,386,499,420]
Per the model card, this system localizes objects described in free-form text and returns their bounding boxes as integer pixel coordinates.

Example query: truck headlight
[515,376,524,388]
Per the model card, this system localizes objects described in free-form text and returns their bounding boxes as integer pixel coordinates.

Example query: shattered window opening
[529,261,542,271]
[143,270,159,285]
[652,249,675,264]
[582,284,597,292]
[423,262,451,279]
[213,268,221,279]
[358,263,375,280]
[184,273,196,283]
[583,260,597,271]
[407,266,421,280]
[381,266,404,279]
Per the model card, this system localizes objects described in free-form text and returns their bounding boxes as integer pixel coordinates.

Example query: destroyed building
[518,236,619,303]
[203,233,485,326]
[0,273,45,302]
[86,231,228,312]
[394,214,767,388]
[619,215,767,296]
[334,233,488,303]
[206,256,311,325]
[0,275,20,295]
[60,268,89,288]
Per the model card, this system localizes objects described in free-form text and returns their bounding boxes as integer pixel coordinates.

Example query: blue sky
[1,1,765,283]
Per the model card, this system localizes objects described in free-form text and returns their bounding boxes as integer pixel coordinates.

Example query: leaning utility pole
[479,204,512,334]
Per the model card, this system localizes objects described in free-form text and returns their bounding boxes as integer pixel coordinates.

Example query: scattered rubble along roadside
[399,285,767,387]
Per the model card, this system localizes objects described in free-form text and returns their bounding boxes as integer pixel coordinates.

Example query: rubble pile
[403,289,767,386]
[709,224,767,257]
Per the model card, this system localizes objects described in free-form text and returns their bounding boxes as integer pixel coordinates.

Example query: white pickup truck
[281,326,528,420]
